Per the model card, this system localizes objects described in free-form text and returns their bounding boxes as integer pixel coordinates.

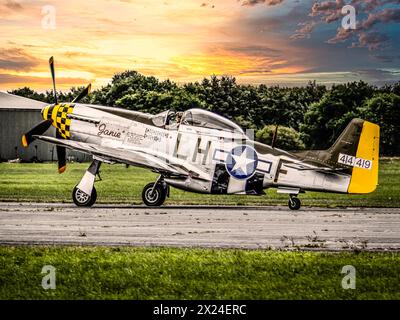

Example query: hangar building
[0,91,89,162]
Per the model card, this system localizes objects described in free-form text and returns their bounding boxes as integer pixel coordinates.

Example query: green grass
[0,159,400,207]
[0,246,399,300]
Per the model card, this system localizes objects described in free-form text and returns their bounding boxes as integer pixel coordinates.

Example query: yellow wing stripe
[348,121,380,194]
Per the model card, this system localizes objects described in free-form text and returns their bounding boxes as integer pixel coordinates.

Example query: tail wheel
[142,182,167,207]
[72,186,97,207]
[288,197,301,210]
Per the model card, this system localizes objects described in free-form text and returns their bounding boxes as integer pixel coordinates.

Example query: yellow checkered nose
[49,104,75,139]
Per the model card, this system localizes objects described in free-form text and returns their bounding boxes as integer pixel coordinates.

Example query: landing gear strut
[72,159,101,207]
[288,194,301,210]
[142,175,168,207]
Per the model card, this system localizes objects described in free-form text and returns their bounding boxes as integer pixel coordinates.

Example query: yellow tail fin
[348,121,380,194]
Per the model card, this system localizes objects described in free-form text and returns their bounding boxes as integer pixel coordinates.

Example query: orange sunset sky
[1,0,399,90]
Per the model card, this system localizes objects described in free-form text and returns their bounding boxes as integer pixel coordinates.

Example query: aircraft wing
[33,135,210,180]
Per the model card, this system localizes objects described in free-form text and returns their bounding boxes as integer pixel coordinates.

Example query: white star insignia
[231,148,256,176]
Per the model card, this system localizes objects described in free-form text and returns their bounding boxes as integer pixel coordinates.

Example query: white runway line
[0,202,399,250]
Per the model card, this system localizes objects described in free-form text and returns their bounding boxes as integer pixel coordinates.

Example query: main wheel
[142,182,167,207]
[288,197,301,210]
[72,186,97,207]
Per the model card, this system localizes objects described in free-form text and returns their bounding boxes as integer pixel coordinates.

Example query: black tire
[72,185,97,207]
[288,197,301,210]
[142,182,167,207]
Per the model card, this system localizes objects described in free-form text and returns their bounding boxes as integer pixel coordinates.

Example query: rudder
[347,121,380,194]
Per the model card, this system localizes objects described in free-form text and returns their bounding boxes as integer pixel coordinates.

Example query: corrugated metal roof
[0,91,47,110]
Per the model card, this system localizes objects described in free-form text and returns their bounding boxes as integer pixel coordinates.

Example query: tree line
[9,71,400,155]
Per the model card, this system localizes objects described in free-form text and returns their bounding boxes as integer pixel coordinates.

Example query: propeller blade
[72,83,92,103]
[22,120,52,147]
[56,145,66,174]
[55,130,67,173]
[49,56,58,104]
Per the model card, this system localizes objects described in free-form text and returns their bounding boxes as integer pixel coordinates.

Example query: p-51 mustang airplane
[22,58,380,210]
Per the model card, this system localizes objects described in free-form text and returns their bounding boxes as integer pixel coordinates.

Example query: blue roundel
[225,145,258,180]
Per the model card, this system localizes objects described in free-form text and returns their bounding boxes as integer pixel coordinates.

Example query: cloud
[200,2,215,8]
[0,73,88,86]
[350,68,400,85]
[352,68,399,80]
[226,45,282,57]
[3,0,23,11]
[0,48,40,71]
[238,68,272,75]
[369,54,397,63]
[328,29,390,51]
[63,51,92,59]
[291,21,317,40]
[310,0,400,23]
[295,0,400,51]
[297,21,317,33]
[352,0,400,12]
[327,27,355,43]
[361,8,400,29]
[352,31,389,50]
[240,0,285,6]
[310,0,344,23]
[290,33,310,40]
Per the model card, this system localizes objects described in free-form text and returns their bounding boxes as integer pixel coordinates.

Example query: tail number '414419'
[338,153,372,170]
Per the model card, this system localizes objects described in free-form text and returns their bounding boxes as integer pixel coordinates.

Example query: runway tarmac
[0,202,399,250]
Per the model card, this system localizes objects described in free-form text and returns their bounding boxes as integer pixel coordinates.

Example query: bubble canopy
[181,109,245,134]
[151,108,246,135]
